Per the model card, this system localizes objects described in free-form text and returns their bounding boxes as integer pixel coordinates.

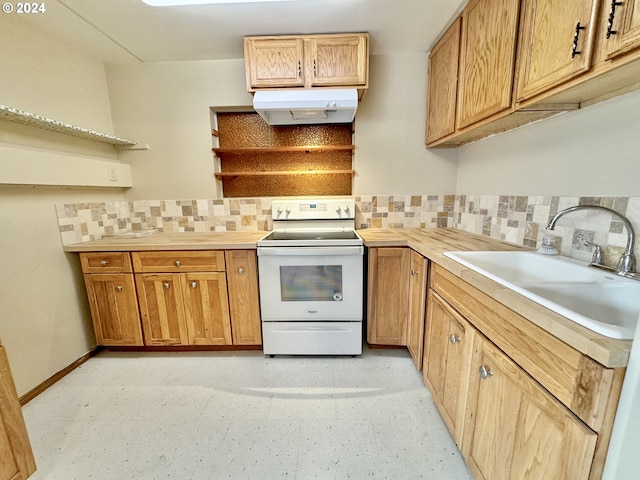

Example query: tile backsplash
[57,194,640,267]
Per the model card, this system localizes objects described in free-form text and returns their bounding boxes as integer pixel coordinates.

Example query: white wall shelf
[0,104,137,146]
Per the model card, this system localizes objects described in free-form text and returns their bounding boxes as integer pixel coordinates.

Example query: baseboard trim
[19,347,103,406]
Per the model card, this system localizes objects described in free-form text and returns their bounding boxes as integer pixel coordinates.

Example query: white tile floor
[22,347,473,480]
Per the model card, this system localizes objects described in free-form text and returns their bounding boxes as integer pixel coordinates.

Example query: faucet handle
[577,235,604,266]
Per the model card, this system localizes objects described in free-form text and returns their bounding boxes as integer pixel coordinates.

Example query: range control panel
[272,197,355,221]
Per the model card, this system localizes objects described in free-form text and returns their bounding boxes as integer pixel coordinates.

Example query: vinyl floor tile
[23,347,473,480]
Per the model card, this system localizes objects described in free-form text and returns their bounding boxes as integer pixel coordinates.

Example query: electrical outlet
[108,166,118,182]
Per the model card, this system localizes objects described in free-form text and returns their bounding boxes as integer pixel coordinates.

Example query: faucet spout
[546,205,636,276]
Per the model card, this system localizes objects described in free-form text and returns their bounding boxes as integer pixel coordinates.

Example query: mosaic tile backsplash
[57,194,640,269]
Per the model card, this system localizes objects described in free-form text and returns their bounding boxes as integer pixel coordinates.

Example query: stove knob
[335,206,342,216]
[285,208,291,218]
[344,205,351,216]
[276,207,283,218]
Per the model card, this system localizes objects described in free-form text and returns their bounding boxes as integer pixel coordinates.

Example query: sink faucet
[546,205,636,277]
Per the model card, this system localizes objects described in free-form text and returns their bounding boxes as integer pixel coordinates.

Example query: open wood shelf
[0,105,137,146]
[214,170,355,178]
[212,145,354,156]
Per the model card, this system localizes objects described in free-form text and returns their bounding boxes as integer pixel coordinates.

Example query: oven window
[280,265,342,302]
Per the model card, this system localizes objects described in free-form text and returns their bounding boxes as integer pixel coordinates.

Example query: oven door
[257,246,363,321]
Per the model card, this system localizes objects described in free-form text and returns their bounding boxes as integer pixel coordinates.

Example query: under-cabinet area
[80,249,262,348]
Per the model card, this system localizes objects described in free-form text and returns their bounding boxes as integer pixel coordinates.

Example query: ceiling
[21,0,466,64]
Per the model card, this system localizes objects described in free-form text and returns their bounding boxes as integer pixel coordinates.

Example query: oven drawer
[132,251,226,273]
[262,322,362,355]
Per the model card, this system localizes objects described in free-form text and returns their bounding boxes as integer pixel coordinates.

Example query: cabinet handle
[449,334,461,344]
[100,260,108,266]
[237,267,245,275]
[313,59,317,77]
[298,60,302,78]
[479,365,493,380]
[115,285,123,292]
[163,281,170,290]
[607,0,623,38]
[190,281,197,289]
[410,269,419,276]
[174,260,181,267]
[571,22,586,58]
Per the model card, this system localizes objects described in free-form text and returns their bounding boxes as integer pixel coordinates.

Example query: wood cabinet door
[464,335,598,480]
[423,291,474,447]
[456,0,520,129]
[516,0,599,102]
[182,273,232,346]
[406,251,427,370]
[245,38,305,88]
[426,18,461,145]
[308,35,368,86]
[0,346,36,480]
[367,248,410,345]
[136,273,188,346]
[603,0,640,59]
[83,274,143,346]
[225,250,262,345]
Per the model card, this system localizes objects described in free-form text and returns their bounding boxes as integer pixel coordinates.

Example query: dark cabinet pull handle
[571,22,586,58]
[298,60,302,78]
[607,1,624,39]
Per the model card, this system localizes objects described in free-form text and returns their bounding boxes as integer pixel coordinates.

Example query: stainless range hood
[253,89,358,126]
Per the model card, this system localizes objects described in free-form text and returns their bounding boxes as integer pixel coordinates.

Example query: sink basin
[444,251,640,339]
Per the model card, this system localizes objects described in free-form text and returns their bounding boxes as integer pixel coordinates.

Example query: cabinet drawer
[132,251,226,273]
[80,252,132,273]
[430,263,614,432]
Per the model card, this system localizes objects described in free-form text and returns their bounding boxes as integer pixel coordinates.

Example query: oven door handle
[257,246,364,256]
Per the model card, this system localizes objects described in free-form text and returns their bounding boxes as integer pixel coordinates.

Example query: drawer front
[80,252,132,273]
[430,263,614,432]
[132,251,226,273]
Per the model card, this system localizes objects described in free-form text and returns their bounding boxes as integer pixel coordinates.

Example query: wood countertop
[359,228,632,368]
[63,231,269,252]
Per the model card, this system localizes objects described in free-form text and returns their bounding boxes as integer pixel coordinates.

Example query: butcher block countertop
[63,231,269,252]
[359,228,632,368]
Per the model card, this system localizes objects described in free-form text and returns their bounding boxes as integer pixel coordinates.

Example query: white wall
[0,15,125,395]
[105,54,459,200]
[354,54,458,194]
[456,89,640,196]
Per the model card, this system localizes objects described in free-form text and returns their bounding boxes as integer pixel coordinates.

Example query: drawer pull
[237,267,245,275]
[191,281,197,289]
[174,260,181,267]
[163,282,170,290]
[115,285,123,292]
[479,365,493,380]
[449,334,461,344]
[100,260,108,266]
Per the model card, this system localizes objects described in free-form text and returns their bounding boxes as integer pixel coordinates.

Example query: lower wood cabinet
[367,247,411,345]
[425,263,625,480]
[423,290,474,447]
[464,333,597,480]
[79,250,261,348]
[0,343,36,480]
[83,274,143,346]
[406,250,428,369]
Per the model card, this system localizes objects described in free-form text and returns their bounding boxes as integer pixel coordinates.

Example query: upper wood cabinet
[456,0,521,129]
[426,0,640,147]
[515,0,599,102]
[425,18,461,144]
[602,0,640,59]
[244,33,369,92]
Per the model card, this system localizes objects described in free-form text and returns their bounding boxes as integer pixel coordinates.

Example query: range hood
[253,89,358,126]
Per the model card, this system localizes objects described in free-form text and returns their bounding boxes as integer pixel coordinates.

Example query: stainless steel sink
[444,251,640,339]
